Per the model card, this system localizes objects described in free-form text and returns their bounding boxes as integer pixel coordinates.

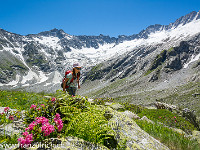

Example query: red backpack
[61,70,74,88]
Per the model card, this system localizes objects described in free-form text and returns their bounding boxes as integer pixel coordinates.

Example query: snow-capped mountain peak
[0,10,200,93]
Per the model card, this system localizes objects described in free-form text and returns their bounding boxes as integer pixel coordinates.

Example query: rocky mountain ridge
[78,31,200,119]
[0,10,200,94]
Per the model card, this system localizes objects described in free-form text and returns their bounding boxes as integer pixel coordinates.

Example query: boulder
[104,102,113,106]
[10,137,110,150]
[110,103,125,110]
[123,110,140,120]
[0,118,25,137]
[87,98,94,103]
[170,128,187,136]
[192,130,200,144]
[154,102,177,111]
[0,107,25,137]
[108,111,169,149]
[140,116,154,124]
[43,96,52,99]
[182,108,200,130]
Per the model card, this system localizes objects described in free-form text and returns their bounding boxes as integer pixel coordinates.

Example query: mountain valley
[0,10,200,117]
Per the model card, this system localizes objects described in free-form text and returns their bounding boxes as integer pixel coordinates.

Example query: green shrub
[119,102,145,113]
[93,97,114,105]
[66,111,117,149]
[0,134,18,146]
[59,94,90,110]
[136,120,200,150]
[138,109,197,134]
[56,94,90,123]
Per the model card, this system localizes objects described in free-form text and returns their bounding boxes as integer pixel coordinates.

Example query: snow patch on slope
[52,71,62,84]
[33,36,62,50]
[184,53,200,68]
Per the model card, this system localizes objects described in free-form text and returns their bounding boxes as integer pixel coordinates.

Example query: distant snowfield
[0,70,50,87]
[7,75,20,87]
[21,71,48,86]
[33,36,62,50]
[20,70,62,87]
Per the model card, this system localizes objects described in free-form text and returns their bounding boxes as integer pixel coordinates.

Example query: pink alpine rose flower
[18,137,26,147]
[18,133,33,148]
[22,131,29,137]
[4,107,10,112]
[9,115,14,120]
[51,97,56,102]
[54,113,63,132]
[30,104,37,110]
[26,121,37,131]
[54,113,61,120]
[41,123,55,136]
[36,116,49,125]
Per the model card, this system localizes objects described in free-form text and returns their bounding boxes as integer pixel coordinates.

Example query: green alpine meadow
[0,89,200,149]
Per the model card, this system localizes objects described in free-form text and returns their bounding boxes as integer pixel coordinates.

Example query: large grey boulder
[140,116,155,124]
[107,108,169,149]
[192,130,200,144]
[0,107,25,136]
[182,108,200,130]
[123,110,141,120]
[110,103,124,110]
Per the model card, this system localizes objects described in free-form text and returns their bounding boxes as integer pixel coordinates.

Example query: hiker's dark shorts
[66,87,77,96]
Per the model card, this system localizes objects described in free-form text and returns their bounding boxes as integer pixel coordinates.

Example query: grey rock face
[0,51,28,83]
[182,108,200,131]
[108,110,169,150]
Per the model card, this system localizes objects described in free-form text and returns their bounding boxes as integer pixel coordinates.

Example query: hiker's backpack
[61,70,74,89]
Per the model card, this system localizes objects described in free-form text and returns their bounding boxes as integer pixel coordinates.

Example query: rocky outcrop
[107,108,170,150]
[192,130,200,144]
[25,137,110,150]
[182,108,200,130]
[0,51,28,83]
[122,110,141,120]
[0,107,25,137]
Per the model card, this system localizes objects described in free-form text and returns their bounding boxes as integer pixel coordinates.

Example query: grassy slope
[0,90,199,149]
[0,90,49,110]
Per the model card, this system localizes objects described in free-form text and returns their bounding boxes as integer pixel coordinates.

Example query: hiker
[62,63,81,96]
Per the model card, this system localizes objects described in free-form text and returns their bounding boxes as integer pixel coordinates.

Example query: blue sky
[0,0,199,37]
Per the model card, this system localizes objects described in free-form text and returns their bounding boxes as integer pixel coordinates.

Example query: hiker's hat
[73,62,81,68]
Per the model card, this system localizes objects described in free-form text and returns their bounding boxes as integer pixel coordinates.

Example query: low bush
[119,102,145,113]
[138,109,197,134]
[66,111,117,149]
[93,97,114,105]
[136,120,200,150]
